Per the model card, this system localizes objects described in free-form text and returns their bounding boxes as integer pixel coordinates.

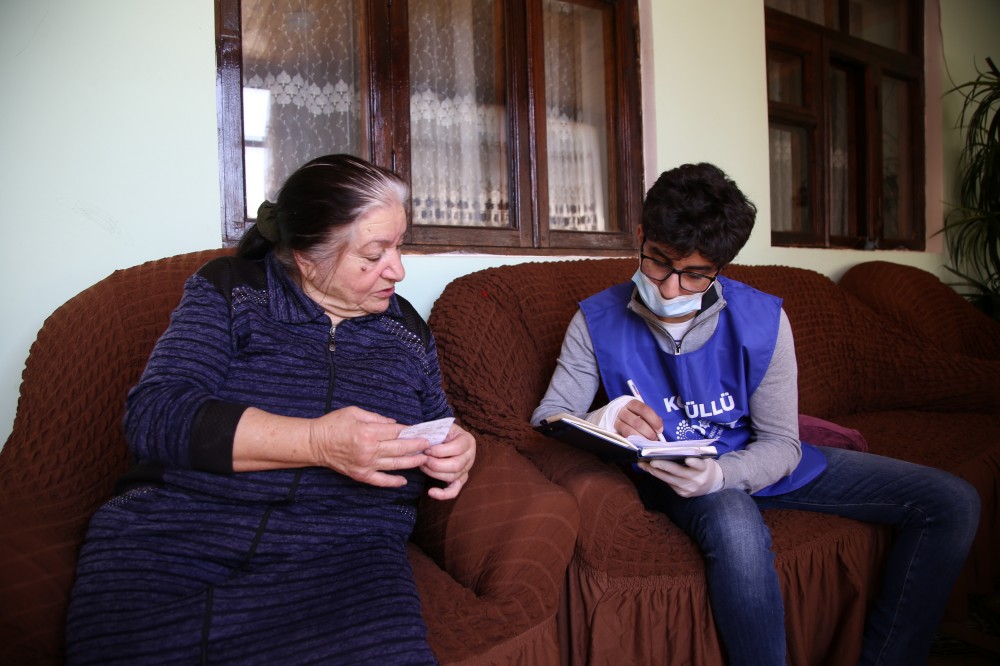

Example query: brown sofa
[0,249,580,665]
[429,257,1000,665]
[839,260,1000,362]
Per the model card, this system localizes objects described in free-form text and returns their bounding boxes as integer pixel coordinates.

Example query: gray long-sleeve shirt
[531,281,803,494]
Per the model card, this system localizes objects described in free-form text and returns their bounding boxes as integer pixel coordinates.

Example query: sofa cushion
[798,414,868,452]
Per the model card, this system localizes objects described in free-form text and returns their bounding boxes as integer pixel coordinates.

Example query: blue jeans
[635,446,981,666]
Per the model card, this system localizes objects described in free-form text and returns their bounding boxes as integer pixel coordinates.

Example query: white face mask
[632,269,704,318]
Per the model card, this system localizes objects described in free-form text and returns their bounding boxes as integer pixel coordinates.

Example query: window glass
[767,50,804,106]
[219,0,643,252]
[240,0,362,216]
[829,65,852,237]
[768,124,811,233]
[849,0,910,53]
[764,0,838,29]
[881,75,915,243]
[543,0,610,232]
[409,0,509,227]
[243,87,272,216]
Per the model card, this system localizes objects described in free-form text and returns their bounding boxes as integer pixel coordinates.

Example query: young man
[531,162,980,665]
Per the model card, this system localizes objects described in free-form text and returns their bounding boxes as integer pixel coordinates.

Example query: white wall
[939,0,1000,213]
[646,0,984,282]
[0,0,221,446]
[1,0,998,446]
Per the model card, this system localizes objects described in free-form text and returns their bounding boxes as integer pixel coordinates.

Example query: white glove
[640,457,725,498]
[588,395,635,432]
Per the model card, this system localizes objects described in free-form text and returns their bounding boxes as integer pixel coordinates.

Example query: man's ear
[636,225,645,246]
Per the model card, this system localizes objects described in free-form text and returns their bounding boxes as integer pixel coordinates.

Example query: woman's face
[295,203,407,322]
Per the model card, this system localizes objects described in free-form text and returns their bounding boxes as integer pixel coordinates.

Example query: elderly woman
[65,154,476,664]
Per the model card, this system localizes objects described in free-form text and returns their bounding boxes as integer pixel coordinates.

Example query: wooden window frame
[765,3,925,250]
[215,0,644,256]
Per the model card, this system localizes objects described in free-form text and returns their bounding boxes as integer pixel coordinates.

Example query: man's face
[637,228,719,299]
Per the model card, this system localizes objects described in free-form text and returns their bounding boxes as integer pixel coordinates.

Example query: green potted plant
[944,56,1000,321]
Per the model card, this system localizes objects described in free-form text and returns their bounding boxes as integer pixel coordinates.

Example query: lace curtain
[829,69,848,236]
[769,127,795,232]
[408,0,508,227]
[242,0,608,231]
[543,0,607,231]
[242,1,360,205]
[768,63,849,236]
[408,0,607,230]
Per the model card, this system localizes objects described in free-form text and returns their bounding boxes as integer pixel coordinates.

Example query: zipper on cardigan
[326,325,337,410]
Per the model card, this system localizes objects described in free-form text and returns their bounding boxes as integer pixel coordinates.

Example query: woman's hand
[419,423,476,501]
[307,406,429,488]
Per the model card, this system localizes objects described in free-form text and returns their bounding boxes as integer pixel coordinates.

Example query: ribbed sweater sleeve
[124,274,247,472]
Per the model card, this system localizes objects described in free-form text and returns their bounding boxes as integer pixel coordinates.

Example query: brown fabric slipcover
[839,260,1000,361]
[725,263,1000,619]
[838,260,1000,610]
[0,249,580,666]
[429,258,1000,665]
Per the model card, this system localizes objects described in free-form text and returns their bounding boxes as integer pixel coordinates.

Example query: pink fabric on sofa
[798,414,868,452]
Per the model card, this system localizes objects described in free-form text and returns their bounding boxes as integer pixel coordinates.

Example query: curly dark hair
[641,163,757,267]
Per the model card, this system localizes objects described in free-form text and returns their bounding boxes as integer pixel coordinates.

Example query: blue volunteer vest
[580,279,826,496]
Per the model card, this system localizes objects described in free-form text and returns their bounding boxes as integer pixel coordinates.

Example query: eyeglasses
[639,246,719,294]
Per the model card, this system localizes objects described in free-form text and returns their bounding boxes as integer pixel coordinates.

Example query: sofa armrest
[481,419,703,576]
[0,508,83,663]
[412,435,579,625]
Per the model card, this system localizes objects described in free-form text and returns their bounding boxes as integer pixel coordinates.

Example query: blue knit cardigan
[121,251,451,506]
[65,252,448,664]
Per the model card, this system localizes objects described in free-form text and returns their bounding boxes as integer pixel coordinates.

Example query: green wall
[1,0,998,444]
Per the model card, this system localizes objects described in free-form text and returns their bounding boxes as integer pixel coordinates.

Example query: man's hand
[639,457,724,497]
[615,398,665,441]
